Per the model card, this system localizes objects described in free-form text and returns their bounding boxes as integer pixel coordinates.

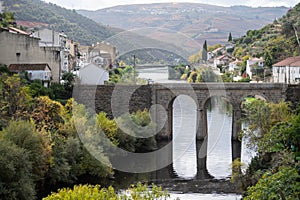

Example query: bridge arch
[238,93,269,107]
[171,95,198,179]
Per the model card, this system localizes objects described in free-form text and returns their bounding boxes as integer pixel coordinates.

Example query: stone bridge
[75,83,300,141]
[74,83,300,175]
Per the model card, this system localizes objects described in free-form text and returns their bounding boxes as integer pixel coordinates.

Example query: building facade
[0,28,61,82]
[246,57,264,79]
[79,63,109,85]
[273,56,300,84]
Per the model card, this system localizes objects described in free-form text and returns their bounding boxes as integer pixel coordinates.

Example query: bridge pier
[196,108,208,140]
[232,107,242,141]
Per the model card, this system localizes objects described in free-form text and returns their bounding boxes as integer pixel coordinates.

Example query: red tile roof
[8,63,51,71]
[273,56,300,67]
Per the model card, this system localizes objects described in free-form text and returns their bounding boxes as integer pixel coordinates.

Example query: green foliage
[169,65,187,80]
[109,66,146,84]
[244,167,300,200]
[0,12,16,27]
[43,184,118,200]
[0,74,32,128]
[97,112,119,146]
[97,109,157,153]
[237,77,251,82]
[1,120,51,183]
[199,68,220,82]
[31,96,65,132]
[43,182,170,200]
[0,140,35,200]
[241,101,300,199]
[221,71,233,82]
[242,100,292,150]
[233,3,300,63]
[0,65,10,74]
[29,80,54,98]
[49,82,69,101]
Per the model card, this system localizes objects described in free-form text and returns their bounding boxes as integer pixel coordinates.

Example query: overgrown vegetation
[235,99,300,199]
[180,67,220,83]
[0,12,16,28]
[109,65,147,84]
[43,182,170,200]
[0,70,159,199]
[233,3,300,66]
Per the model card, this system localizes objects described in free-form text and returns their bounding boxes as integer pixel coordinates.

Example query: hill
[3,0,115,45]
[78,3,288,52]
[232,3,300,66]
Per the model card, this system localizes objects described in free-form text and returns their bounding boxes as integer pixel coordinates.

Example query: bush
[43,183,170,200]
[244,167,300,200]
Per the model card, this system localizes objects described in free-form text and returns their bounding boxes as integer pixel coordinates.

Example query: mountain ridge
[78,3,289,50]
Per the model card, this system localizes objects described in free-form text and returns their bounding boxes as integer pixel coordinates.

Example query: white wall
[273,66,300,84]
[79,63,109,85]
[27,70,51,81]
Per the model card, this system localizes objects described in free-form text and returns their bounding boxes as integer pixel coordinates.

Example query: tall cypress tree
[228,32,233,42]
[202,40,207,62]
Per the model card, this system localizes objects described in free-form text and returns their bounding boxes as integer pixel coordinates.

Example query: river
[114,66,256,199]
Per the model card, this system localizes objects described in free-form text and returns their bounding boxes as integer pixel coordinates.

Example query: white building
[273,56,300,84]
[213,55,231,68]
[246,57,264,79]
[228,59,240,71]
[32,28,70,73]
[8,63,52,87]
[79,63,109,85]
[88,42,117,67]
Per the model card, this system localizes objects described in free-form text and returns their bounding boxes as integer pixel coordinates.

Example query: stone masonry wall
[286,85,300,110]
[74,85,152,118]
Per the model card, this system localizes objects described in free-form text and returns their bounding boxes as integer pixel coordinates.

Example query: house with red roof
[273,56,300,84]
[8,63,52,87]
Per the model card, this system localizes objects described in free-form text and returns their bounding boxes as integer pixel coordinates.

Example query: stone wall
[74,84,152,118]
[0,30,61,82]
[286,84,300,110]
[74,83,300,140]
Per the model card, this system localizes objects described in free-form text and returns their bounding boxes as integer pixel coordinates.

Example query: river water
[117,66,256,199]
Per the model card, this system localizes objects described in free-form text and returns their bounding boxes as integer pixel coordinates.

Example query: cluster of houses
[1,23,300,86]
[0,25,117,86]
[207,44,300,84]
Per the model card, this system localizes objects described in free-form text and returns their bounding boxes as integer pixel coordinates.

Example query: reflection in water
[206,98,233,179]
[173,95,197,179]
[171,95,254,180]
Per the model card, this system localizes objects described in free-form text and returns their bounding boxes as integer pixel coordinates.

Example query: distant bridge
[135,64,168,69]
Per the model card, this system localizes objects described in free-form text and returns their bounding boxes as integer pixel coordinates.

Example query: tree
[61,72,75,98]
[244,167,300,200]
[0,74,32,129]
[1,120,51,192]
[0,12,16,28]
[228,32,233,42]
[202,40,208,62]
[30,96,65,132]
[0,140,35,200]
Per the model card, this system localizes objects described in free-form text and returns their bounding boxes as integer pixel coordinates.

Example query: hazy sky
[44,0,299,10]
